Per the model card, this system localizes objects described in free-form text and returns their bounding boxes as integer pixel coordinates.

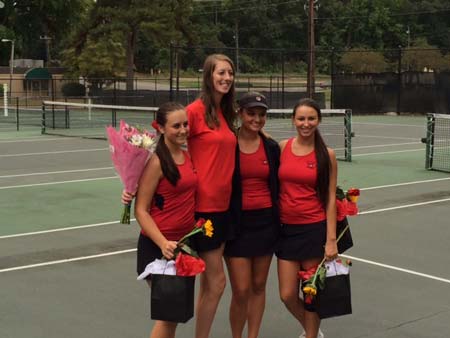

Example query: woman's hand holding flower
[121,190,135,205]
[161,240,178,260]
[325,239,338,261]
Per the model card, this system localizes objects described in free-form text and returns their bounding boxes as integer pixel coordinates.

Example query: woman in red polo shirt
[186,54,237,338]
[133,102,197,338]
[224,92,280,338]
[276,98,338,338]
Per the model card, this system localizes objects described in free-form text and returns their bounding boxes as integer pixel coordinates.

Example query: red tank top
[186,99,236,212]
[146,152,197,241]
[278,138,326,224]
[240,138,272,210]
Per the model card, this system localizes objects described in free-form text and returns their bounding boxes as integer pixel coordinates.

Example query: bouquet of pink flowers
[106,120,157,224]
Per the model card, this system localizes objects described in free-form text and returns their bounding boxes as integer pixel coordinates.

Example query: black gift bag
[337,218,354,254]
[316,274,352,319]
[151,274,195,323]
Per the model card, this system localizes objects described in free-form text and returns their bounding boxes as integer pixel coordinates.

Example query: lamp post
[1,38,15,97]
[305,0,319,99]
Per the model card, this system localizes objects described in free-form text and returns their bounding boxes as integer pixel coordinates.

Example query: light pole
[1,38,15,97]
[40,35,52,66]
[305,0,319,99]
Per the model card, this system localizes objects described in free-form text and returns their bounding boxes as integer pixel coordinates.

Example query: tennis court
[1,113,450,338]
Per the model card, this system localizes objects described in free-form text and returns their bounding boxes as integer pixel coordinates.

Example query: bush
[61,82,86,97]
[339,49,388,73]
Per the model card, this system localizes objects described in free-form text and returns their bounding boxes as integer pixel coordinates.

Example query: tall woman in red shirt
[134,102,197,338]
[276,98,338,338]
[186,54,237,338]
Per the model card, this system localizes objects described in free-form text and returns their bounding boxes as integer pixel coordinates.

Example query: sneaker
[299,329,324,338]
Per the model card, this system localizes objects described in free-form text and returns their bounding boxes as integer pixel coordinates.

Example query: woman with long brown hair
[276,98,338,338]
[186,54,237,338]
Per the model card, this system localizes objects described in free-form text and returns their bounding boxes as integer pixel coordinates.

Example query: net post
[41,102,46,135]
[52,103,55,129]
[425,113,434,170]
[344,109,352,162]
[15,96,19,131]
[64,97,69,128]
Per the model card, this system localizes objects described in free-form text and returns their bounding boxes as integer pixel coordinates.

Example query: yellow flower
[348,195,359,203]
[204,219,214,237]
[303,286,317,296]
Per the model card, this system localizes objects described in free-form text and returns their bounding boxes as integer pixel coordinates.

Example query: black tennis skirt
[136,233,163,276]
[224,207,279,257]
[191,210,234,253]
[275,218,354,261]
[275,221,327,261]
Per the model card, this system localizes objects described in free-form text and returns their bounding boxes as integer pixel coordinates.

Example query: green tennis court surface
[1,114,450,338]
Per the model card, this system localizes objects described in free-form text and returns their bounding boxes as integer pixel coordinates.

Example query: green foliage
[3,0,91,63]
[3,0,450,77]
[61,82,86,97]
[339,49,388,73]
[62,35,125,89]
[403,39,450,71]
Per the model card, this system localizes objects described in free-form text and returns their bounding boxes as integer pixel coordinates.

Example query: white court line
[0,148,108,157]
[3,178,450,238]
[0,137,72,143]
[351,142,421,149]
[2,197,450,275]
[361,177,450,191]
[352,122,423,128]
[358,198,450,215]
[341,254,450,284]
[0,176,117,190]
[0,167,114,178]
[0,249,137,273]
[0,220,129,239]
[352,135,419,141]
[353,148,423,157]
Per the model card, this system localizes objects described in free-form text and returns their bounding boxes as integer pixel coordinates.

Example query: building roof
[24,67,53,80]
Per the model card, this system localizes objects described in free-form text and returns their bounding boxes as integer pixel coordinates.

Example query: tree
[2,0,91,63]
[67,0,195,90]
[339,49,388,73]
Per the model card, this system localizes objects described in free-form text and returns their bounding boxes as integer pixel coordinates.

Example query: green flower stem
[336,223,350,243]
[311,257,326,286]
[177,227,203,245]
[311,223,350,286]
[120,203,131,224]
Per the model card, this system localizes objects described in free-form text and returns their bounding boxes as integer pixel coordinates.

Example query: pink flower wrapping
[106,120,157,223]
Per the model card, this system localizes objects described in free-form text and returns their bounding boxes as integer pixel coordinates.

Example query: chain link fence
[2,46,450,130]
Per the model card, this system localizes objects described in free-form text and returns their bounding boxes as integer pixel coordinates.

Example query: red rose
[175,252,206,276]
[195,218,205,228]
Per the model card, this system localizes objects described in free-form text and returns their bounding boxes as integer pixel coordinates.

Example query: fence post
[269,75,273,107]
[397,46,402,115]
[330,48,335,109]
[176,48,180,101]
[16,96,19,131]
[281,54,285,109]
[169,43,174,101]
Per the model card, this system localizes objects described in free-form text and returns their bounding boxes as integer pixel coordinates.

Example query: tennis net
[41,101,353,161]
[42,101,158,138]
[425,113,450,172]
[1,106,60,131]
[266,108,353,161]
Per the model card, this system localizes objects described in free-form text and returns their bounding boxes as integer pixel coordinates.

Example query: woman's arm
[134,155,178,260]
[324,148,338,260]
